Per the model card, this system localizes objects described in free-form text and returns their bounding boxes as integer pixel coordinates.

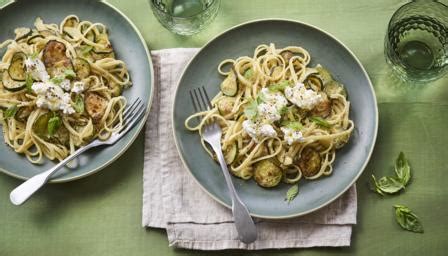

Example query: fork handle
[211,144,257,244]
[9,143,95,205]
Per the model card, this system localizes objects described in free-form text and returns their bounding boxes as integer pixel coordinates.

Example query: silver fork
[10,98,146,206]
[190,86,257,244]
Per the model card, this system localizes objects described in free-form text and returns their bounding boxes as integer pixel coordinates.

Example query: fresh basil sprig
[395,152,411,186]
[394,205,424,233]
[371,152,411,196]
[285,184,299,204]
[371,175,404,195]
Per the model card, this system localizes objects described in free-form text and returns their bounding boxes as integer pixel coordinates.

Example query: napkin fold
[142,48,357,250]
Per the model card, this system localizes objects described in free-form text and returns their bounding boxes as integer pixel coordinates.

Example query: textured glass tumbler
[150,0,220,36]
[384,0,448,82]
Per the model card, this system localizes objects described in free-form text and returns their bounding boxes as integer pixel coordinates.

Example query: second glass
[384,0,448,82]
[150,0,220,36]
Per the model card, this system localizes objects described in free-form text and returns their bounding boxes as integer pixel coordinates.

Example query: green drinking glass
[150,0,220,36]
[384,0,448,82]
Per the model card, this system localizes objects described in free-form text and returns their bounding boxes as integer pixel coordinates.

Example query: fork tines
[117,97,145,134]
[189,86,212,113]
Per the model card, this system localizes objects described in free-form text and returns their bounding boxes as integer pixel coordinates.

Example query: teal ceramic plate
[0,0,153,182]
[173,19,378,219]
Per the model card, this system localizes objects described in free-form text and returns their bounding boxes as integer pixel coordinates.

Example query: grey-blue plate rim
[171,18,378,219]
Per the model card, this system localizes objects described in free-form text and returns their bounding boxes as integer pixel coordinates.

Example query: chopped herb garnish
[244,99,258,120]
[73,94,84,113]
[4,105,18,119]
[243,68,254,80]
[80,45,93,56]
[50,76,64,85]
[281,120,303,131]
[64,69,76,79]
[268,80,290,92]
[47,113,61,137]
[309,116,331,128]
[285,184,299,203]
[25,73,33,93]
[30,52,39,59]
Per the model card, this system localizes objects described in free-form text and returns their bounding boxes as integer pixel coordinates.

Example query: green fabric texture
[1,0,448,255]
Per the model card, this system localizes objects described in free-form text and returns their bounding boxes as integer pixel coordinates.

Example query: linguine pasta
[0,15,131,164]
[185,43,353,188]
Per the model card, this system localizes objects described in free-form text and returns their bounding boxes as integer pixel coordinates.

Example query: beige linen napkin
[143,48,357,250]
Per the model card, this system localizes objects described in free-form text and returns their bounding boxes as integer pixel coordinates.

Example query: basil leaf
[395,152,411,186]
[30,52,39,59]
[279,106,288,115]
[310,116,331,128]
[73,95,84,113]
[244,99,258,120]
[64,69,76,79]
[285,184,299,203]
[268,80,290,92]
[243,68,253,80]
[371,174,404,195]
[50,76,64,85]
[80,45,93,56]
[4,105,18,119]
[25,73,33,93]
[281,120,303,131]
[47,114,61,137]
[394,205,424,233]
[256,92,267,104]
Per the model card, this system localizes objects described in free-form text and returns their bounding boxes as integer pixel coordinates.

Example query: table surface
[1,0,448,255]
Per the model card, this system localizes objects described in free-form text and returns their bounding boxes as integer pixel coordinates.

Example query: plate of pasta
[0,0,153,181]
[173,19,377,218]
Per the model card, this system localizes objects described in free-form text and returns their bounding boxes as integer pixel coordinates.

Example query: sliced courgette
[223,142,238,164]
[217,96,236,116]
[39,30,58,38]
[14,28,32,42]
[8,52,27,81]
[27,34,44,44]
[80,24,96,42]
[305,75,323,92]
[324,80,347,99]
[2,71,26,92]
[220,69,238,96]
[43,40,74,77]
[316,66,333,85]
[15,106,33,122]
[62,16,79,39]
[73,57,91,79]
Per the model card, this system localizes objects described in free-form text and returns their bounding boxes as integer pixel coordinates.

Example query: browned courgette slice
[73,57,91,79]
[8,52,27,81]
[42,40,73,77]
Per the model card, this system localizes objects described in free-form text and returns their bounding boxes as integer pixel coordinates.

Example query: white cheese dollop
[242,120,277,142]
[256,88,288,122]
[260,88,288,110]
[72,81,85,94]
[25,57,49,82]
[60,79,71,91]
[32,82,75,114]
[280,127,305,145]
[284,82,321,110]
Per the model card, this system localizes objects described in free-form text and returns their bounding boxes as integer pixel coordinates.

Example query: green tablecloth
[1,0,448,255]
